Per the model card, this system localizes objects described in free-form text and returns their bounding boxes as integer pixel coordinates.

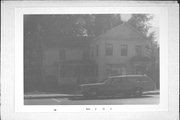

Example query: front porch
[129,55,153,75]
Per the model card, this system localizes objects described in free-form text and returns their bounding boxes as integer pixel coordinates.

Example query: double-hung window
[105,43,113,56]
[135,45,142,56]
[121,44,128,56]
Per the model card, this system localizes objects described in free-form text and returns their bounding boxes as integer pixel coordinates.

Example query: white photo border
[15,6,168,112]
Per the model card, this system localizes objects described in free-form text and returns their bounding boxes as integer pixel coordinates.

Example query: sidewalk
[24,93,82,99]
[24,90,159,99]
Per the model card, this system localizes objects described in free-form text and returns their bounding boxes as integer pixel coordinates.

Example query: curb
[24,91,159,99]
[24,94,82,99]
[143,91,159,95]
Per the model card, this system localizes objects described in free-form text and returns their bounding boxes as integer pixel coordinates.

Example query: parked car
[79,75,157,97]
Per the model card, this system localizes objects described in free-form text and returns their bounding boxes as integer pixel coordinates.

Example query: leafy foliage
[127,14,153,37]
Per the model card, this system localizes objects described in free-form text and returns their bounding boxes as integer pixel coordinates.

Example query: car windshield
[104,78,111,84]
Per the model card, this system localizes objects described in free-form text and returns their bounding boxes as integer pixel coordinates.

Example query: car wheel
[133,88,143,97]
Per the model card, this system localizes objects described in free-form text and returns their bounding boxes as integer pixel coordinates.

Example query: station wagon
[80,75,157,97]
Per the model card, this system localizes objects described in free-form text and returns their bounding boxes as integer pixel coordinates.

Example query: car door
[99,78,113,94]
[101,77,119,94]
[111,77,128,93]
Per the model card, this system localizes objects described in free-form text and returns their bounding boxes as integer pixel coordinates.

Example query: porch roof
[129,56,152,63]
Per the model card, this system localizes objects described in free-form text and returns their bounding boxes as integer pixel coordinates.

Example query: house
[41,22,152,87]
[90,22,152,82]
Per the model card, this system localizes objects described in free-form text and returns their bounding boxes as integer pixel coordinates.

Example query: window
[91,47,94,58]
[104,78,112,84]
[83,49,89,60]
[112,77,126,85]
[135,45,142,56]
[96,45,99,56]
[59,49,65,60]
[111,77,120,84]
[105,43,113,56]
[121,44,128,56]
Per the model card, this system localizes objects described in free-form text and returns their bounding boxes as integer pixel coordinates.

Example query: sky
[148,14,159,42]
[120,14,132,22]
[121,14,159,42]
[120,14,159,27]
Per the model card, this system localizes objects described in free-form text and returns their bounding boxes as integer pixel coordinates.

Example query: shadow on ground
[68,95,152,101]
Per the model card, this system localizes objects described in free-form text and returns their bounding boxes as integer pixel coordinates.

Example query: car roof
[109,75,147,78]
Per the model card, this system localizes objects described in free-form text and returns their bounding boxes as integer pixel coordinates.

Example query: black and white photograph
[23,14,160,105]
[1,1,179,120]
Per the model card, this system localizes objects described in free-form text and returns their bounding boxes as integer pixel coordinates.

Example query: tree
[147,31,159,88]
[24,15,43,92]
[127,14,153,38]
[94,14,123,36]
[147,32,159,61]
[127,14,159,88]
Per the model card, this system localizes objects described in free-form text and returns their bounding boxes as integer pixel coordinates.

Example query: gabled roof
[95,22,148,41]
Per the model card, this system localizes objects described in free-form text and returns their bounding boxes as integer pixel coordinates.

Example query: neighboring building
[41,39,96,87]
[90,23,152,81]
[41,22,152,87]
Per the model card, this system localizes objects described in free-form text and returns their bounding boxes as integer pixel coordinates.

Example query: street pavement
[24,94,159,105]
[24,90,159,99]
